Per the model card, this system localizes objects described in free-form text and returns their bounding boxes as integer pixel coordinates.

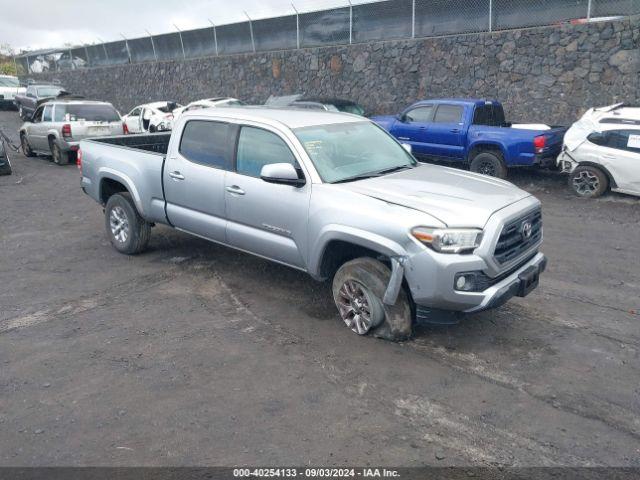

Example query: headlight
[411,227,483,254]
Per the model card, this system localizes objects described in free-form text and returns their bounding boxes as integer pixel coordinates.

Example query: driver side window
[129,107,141,117]
[405,106,433,123]
[33,107,44,123]
[236,127,297,178]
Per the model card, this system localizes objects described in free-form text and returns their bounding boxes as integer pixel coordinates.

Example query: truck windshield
[0,77,19,87]
[37,87,63,97]
[55,104,121,122]
[295,122,416,183]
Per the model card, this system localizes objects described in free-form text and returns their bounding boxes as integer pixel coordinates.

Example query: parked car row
[11,84,640,199]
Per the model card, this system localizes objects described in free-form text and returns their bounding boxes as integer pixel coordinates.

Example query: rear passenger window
[434,105,463,124]
[236,127,296,177]
[179,120,230,169]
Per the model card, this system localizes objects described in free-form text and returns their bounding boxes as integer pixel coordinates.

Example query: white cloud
[1,0,373,52]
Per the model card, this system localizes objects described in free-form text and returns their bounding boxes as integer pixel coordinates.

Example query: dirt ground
[1,110,639,467]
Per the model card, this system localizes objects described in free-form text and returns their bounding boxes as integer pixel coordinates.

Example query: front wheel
[104,193,151,255]
[569,165,608,198]
[469,152,508,179]
[332,258,413,341]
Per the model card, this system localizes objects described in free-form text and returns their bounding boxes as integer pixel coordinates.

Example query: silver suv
[19,100,124,165]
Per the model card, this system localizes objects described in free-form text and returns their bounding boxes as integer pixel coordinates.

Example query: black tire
[569,165,608,198]
[49,139,69,165]
[470,152,508,179]
[332,257,413,342]
[0,157,11,176]
[149,125,156,133]
[20,134,35,157]
[104,193,151,255]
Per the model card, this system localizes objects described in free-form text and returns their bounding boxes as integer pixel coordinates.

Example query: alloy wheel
[109,206,130,244]
[336,280,377,335]
[572,170,600,196]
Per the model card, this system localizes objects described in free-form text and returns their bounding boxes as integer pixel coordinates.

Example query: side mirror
[588,132,605,143]
[260,163,306,187]
[401,143,412,154]
[396,114,407,123]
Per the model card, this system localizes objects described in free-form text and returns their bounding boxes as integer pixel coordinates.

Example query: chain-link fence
[15,0,639,74]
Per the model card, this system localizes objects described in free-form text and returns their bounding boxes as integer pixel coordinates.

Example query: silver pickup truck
[79,108,546,341]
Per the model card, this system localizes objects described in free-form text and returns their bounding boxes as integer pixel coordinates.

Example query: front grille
[494,209,542,265]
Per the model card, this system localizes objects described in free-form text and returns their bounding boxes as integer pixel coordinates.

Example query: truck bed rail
[90,133,171,155]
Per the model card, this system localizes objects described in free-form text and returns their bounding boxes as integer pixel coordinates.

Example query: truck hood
[337,164,531,228]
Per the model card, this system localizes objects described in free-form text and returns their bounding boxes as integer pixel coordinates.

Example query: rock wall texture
[35,16,639,125]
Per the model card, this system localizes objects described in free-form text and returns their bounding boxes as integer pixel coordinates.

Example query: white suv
[558,104,640,198]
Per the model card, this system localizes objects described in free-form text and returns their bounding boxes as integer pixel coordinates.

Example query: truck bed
[80,133,171,225]
[90,133,171,155]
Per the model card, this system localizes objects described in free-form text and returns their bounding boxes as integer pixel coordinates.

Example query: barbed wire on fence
[13,0,639,75]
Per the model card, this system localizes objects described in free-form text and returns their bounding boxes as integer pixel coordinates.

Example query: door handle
[168,171,185,180]
[450,129,460,133]
[225,185,245,195]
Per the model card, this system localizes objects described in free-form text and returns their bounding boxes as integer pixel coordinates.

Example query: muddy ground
[1,110,639,466]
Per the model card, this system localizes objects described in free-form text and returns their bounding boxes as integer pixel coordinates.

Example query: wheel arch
[467,141,507,163]
[575,161,617,189]
[309,226,407,281]
[98,170,145,216]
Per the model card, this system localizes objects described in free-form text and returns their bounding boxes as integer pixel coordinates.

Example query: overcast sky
[2,0,361,52]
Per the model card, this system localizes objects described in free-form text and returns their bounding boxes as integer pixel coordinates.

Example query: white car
[122,101,182,134]
[0,75,26,110]
[173,97,244,119]
[558,103,640,198]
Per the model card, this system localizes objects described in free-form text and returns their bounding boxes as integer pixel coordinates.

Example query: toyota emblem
[521,221,533,239]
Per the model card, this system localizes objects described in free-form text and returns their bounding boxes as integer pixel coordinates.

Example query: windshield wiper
[332,165,416,184]
[375,165,415,176]
[332,173,382,184]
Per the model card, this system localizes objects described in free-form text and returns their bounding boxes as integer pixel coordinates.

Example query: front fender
[308,224,408,280]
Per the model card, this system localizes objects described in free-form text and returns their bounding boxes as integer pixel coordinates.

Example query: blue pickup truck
[372,99,566,178]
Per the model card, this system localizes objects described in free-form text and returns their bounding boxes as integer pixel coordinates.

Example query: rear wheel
[49,139,68,165]
[569,165,608,198]
[104,193,151,255]
[21,134,35,157]
[332,258,413,341]
[470,152,508,179]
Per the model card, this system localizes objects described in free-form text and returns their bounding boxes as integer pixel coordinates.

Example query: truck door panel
[225,126,309,269]
[428,104,466,160]
[390,105,433,156]
[163,120,233,242]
